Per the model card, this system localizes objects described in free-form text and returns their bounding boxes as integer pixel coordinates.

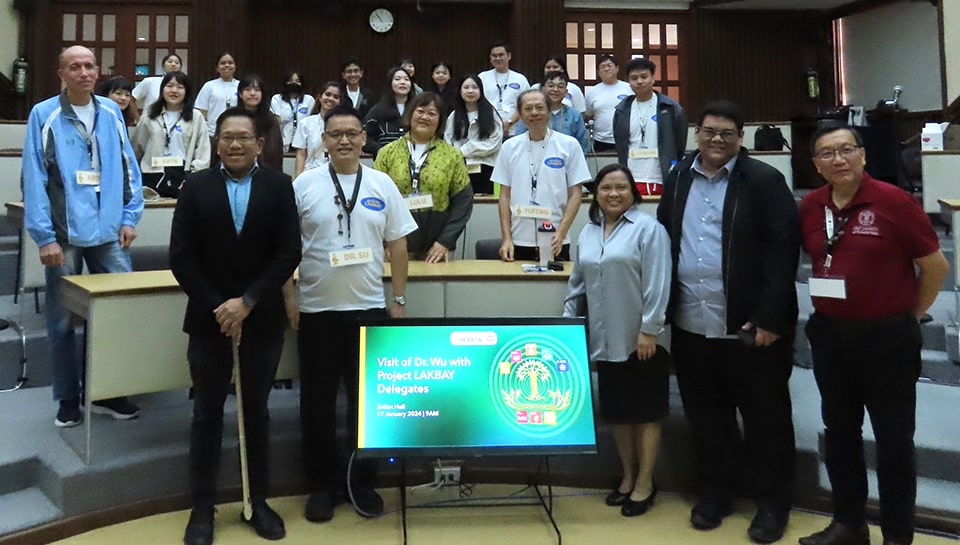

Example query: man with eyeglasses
[612,57,687,195]
[514,71,590,156]
[341,58,377,120]
[284,104,416,523]
[171,107,301,545]
[478,41,530,137]
[797,122,947,545]
[23,45,143,428]
[657,100,800,544]
[584,54,632,153]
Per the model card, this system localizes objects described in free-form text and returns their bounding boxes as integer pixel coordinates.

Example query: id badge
[629,148,659,160]
[809,276,847,299]
[466,163,482,174]
[76,170,101,186]
[514,204,552,219]
[152,156,185,168]
[405,193,433,210]
[329,246,374,267]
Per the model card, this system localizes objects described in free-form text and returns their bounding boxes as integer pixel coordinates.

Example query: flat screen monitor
[356,317,597,458]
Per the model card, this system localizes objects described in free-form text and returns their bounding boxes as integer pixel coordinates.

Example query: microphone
[892,85,903,105]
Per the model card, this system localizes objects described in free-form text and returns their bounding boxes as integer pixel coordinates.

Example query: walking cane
[233,337,254,521]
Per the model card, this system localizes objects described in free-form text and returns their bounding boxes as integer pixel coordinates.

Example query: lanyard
[406,139,434,195]
[221,80,234,109]
[288,98,300,131]
[528,130,551,204]
[330,163,363,243]
[159,111,182,151]
[71,107,99,169]
[823,206,848,272]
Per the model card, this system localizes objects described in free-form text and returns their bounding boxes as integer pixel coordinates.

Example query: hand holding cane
[232,334,254,521]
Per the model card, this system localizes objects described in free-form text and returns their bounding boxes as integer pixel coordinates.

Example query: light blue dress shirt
[220,162,258,235]
[674,153,739,338]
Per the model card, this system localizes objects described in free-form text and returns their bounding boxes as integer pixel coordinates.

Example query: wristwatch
[392,295,407,306]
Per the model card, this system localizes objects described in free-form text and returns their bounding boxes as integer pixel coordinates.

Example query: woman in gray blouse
[563,164,671,518]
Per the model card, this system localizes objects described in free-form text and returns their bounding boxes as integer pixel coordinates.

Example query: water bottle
[537,221,556,267]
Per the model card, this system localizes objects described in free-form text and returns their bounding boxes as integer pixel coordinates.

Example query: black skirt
[595,345,670,424]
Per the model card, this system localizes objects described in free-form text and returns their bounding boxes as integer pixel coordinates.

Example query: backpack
[754,124,790,151]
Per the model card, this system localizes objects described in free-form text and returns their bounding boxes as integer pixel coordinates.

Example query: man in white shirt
[284,104,417,524]
[493,90,590,262]
[585,55,632,153]
[478,41,530,137]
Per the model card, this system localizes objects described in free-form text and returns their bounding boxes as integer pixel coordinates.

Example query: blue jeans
[46,240,131,402]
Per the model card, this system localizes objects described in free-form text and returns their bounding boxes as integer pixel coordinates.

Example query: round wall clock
[369,8,394,33]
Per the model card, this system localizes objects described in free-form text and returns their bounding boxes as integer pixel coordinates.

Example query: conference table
[60,260,573,462]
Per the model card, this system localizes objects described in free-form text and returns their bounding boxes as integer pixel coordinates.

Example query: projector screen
[356,317,597,458]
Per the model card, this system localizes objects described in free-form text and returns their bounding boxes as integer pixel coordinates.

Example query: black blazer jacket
[169,165,301,337]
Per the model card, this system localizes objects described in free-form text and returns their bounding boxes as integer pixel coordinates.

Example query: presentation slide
[357,321,597,457]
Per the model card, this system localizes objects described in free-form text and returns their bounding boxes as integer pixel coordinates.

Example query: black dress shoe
[305,489,337,522]
[604,488,632,506]
[748,507,789,543]
[183,507,215,545]
[242,501,286,540]
[798,521,870,545]
[352,487,384,517]
[690,497,734,530]
[621,485,657,517]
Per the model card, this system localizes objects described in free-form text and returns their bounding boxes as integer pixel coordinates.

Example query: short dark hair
[542,55,568,75]
[341,57,362,73]
[215,107,261,138]
[489,41,511,55]
[216,51,235,65]
[402,92,446,137]
[809,121,864,155]
[516,88,549,112]
[697,100,745,132]
[625,58,656,76]
[597,54,618,68]
[588,164,643,225]
[95,75,133,96]
[542,70,568,85]
[161,53,182,69]
[323,103,363,125]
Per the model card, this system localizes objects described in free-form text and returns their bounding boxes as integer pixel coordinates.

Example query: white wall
[840,1,941,111]
[0,3,18,79]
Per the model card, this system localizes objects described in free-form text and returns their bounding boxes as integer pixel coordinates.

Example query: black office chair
[475,239,501,260]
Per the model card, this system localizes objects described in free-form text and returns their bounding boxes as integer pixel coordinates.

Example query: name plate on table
[151,156,185,168]
[330,247,374,267]
[514,205,552,219]
[405,194,433,210]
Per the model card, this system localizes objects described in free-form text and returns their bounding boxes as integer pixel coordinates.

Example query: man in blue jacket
[23,45,143,428]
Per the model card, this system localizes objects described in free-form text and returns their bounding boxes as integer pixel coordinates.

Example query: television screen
[356,317,597,458]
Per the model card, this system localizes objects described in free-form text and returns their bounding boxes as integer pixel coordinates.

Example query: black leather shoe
[242,501,286,540]
[798,521,870,545]
[352,487,384,517]
[748,507,789,543]
[604,488,632,506]
[183,507,214,545]
[690,497,734,530]
[305,489,337,523]
[621,484,657,517]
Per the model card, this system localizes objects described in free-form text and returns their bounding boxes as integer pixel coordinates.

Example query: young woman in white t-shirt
[269,70,316,152]
[444,74,502,195]
[292,81,342,178]
[195,52,239,137]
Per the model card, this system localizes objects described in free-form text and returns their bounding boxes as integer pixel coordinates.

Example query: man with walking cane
[170,107,301,545]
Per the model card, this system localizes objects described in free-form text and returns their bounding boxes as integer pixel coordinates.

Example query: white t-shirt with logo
[628,94,661,184]
[292,114,327,173]
[294,164,417,312]
[491,131,591,247]
[585,80,632,144]
[478,69,530,124]
[270,93,316,149]
[195,78,239,136]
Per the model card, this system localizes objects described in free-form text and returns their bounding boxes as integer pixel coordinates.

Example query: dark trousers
[469,164,495,195]
[299,308,388,492]
[187,328,284,509]
[671,326,796,510]
[806,312,921,544]
[513,244,570,262]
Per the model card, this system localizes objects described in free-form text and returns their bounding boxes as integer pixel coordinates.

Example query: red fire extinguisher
[13,57,28,95]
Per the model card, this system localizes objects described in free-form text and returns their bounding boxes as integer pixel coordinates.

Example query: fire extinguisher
[13,57,28,95]
[806,69,820,101]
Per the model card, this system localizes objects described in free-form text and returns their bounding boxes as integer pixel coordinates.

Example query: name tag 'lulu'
[329,247,374,268]
[466,163,482,174]
[809,277,847,299]
[514,204,552,219]
[405,194,433,210]
[629,148,659,160]
[76,171,101,186]
[151,156,185,168]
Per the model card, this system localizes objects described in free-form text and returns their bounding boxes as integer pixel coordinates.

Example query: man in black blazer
[341,58,377,120]
[170,108,301,545]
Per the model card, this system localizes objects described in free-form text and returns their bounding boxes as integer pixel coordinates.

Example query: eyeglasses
[324,130,363,140]
[218,134,256,145]
[413,108,439,119]
[699,128,739,141]
[814,145,862,161]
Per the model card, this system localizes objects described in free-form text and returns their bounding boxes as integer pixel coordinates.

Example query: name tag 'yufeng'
[514,205,552,219]
[405,194,433,210]
[330,247,374,267]
[76,170,101,185]
[151,156,185,168]
[629,148,659,159]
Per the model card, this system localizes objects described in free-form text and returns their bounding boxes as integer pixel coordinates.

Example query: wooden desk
[61,261,572,461]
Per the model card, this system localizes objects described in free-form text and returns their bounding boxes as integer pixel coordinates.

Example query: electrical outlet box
[433,466,461,486]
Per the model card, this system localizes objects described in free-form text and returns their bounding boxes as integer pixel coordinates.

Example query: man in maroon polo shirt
[798,122,948,545]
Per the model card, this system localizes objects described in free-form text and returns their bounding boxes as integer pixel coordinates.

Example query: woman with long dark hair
[292,81,342,177]
[362,66,417,157]
[195,52,239,137]
[429,61,456,115]
[132,71,209,197]
[133,52,183,113]
[270,70,315,152]
[237,73,284,171]
[443,74,502,195]
[96,76,139,128]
